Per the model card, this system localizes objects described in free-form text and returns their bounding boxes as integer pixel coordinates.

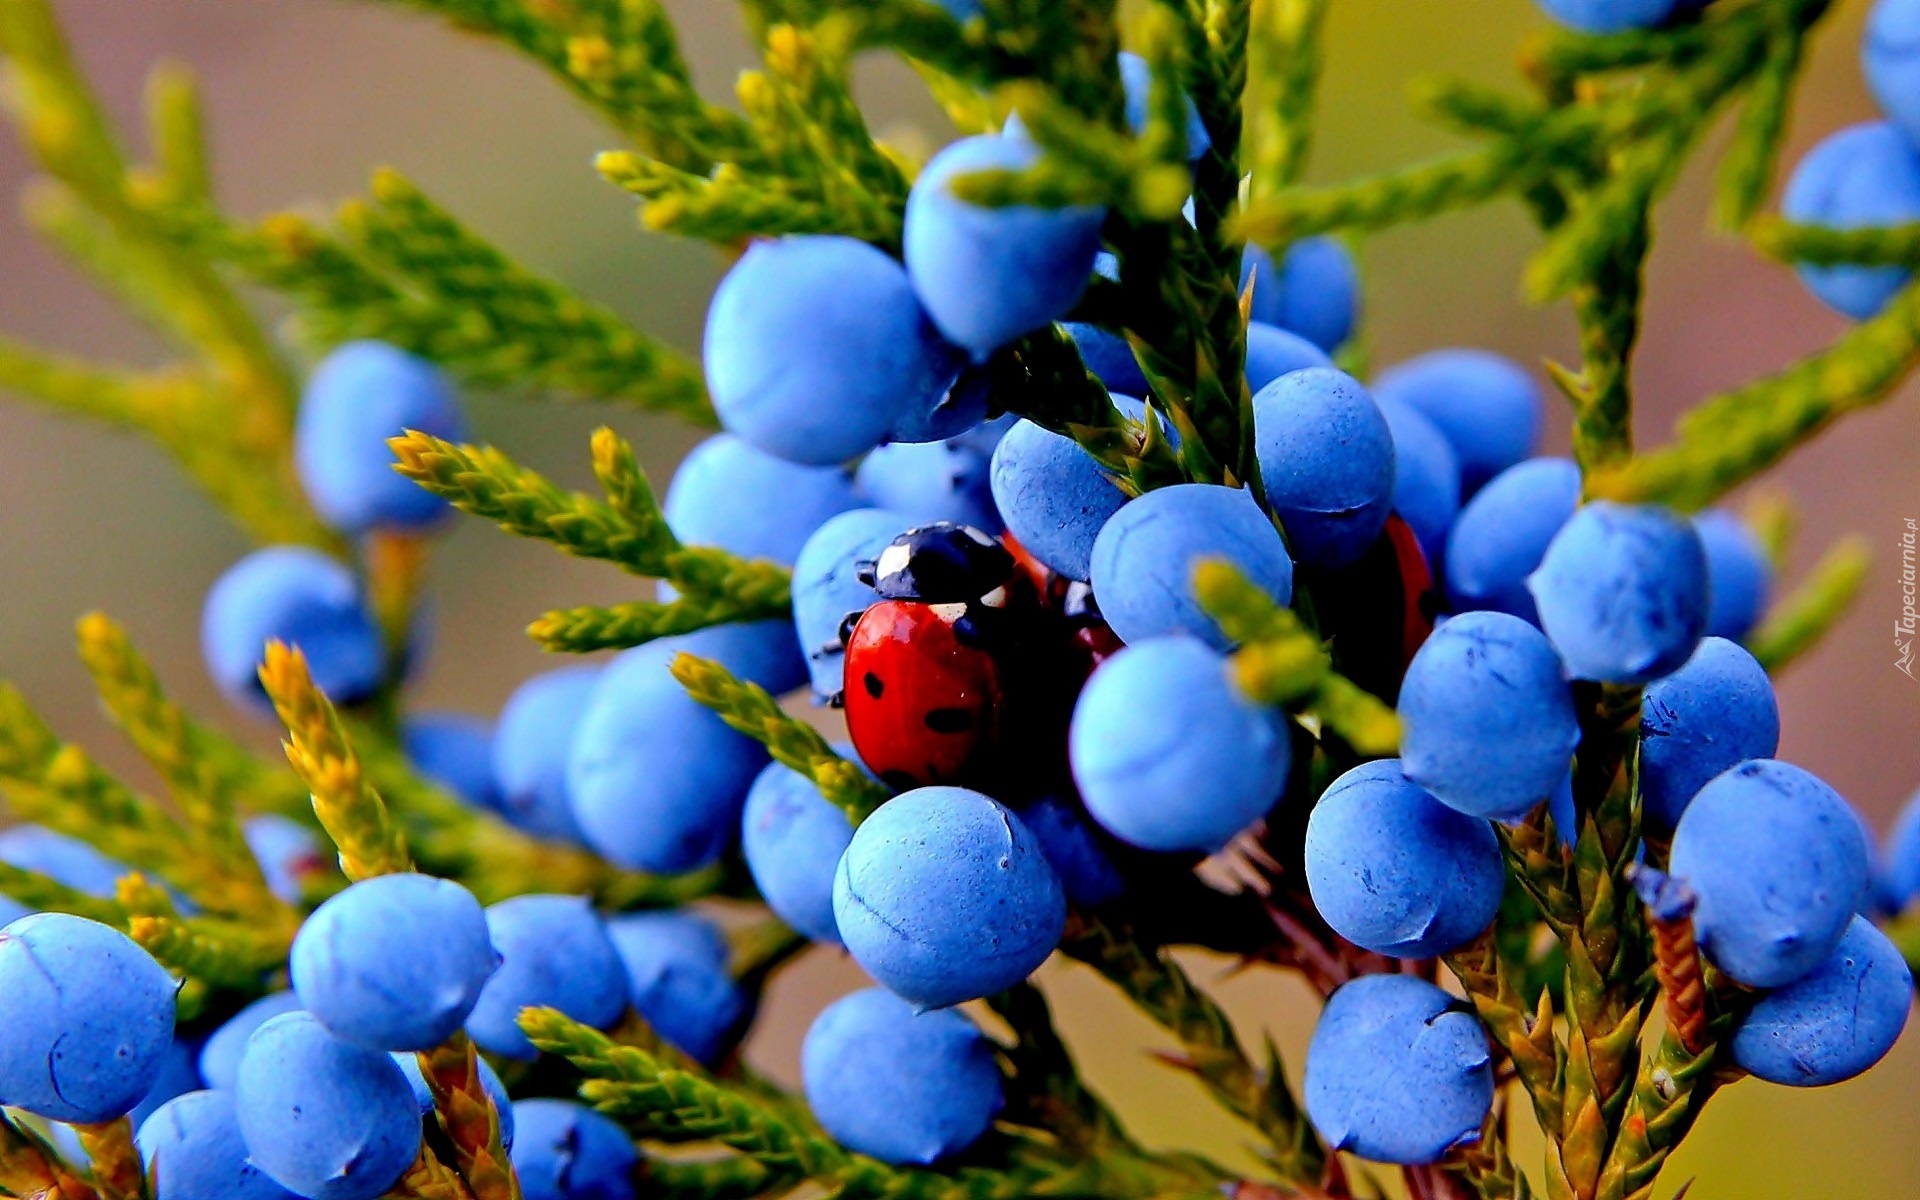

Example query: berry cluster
[2,1,1918,1199]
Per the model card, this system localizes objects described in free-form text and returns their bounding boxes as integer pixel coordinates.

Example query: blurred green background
[2,1,1917,1194]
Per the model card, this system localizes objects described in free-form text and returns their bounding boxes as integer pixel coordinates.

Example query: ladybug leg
[833,610,864,647]
[853,557,879,588]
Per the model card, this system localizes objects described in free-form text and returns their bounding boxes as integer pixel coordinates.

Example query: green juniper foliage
[0,1,1915,1200]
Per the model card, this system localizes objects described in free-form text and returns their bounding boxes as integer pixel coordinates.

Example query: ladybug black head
[858,522,1014,603]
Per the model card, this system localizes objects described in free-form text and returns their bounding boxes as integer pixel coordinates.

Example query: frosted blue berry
[403,712,503,812]
[1305,760,1505,959]
[1088,483,1293,648]
[200,991,302,1092]
[792,508,913,697]
[510,1100,637,1200]
[1372,350,1542,495]
[1883,787,1920,913]
[1304,974,1493,1165]
[1638,637,1780,830]
[244,815,325,905]
[492,664,601,841]
[0,895,27,928]
[1252,368,1396,569]
[291,873,498,1051]
[1534,0,1681,33]
[568,622,803,873]
[1244,322,1335,395]
[1071,636,1291,852]
[467,895,628,1060]
[138,1090,301,1200]
[1400,610,1580,820]
[1670,760,1871,987]
[706,236,959,465]
[129,1037,205,1132]
[0,823,132,897]
[1375,396,1462,570]
[742,757,857,943]
[856,438,1001,532]
[606,911,746,1065]
[1022,794,1126,907]
[891,361,994,444]
[202,547,383,710]
[1868,0,1920,148]
[664,434,863,564]
[1730,916,1912,1086]
[802,988,1004,1165]
[296,341,465,534]
[1066,322,1150,395]
[834,786,1065,1009]
[1529,501,1709,684]
[233,1012,421,1200]
[1240,238,1359,353]
[1444,457,1581,623]
[1692,509,1772,642]
[1781,122,1920,319]
[989,419,1128,581]
[904,134,1104,356]
[0,913,177,1123]
[391,1052,514,1149]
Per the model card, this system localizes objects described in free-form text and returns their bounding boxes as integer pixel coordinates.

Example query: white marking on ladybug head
[979,585,1008,609]
[874,542,913,584]
[959,525,995,547]
[928,602,969,623]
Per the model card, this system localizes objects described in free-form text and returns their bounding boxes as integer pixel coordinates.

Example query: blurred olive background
[2,1,1917,1194]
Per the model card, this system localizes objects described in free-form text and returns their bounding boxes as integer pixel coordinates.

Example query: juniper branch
[1747,536,1872,673]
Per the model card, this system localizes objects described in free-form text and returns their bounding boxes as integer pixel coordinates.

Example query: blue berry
[1529,501,1709,684]
[664,434,864,565]
[1692,509,1772,642]
[904,134,1105,356]
[1305,760,1505,959]
[705,236,960,465]
[1638,637,1780,830]
[890,361,994,445]
[200,991,303,1091]
[404,712,503,812]
[0,895,27,928]
[138,1090,301,1200]
[1303,975,1493,1165]
[1444,457,1581,623]
[989,419,1129,581]
[1088,483,1294,648]
[1730,916,1912,1086]
[1118,52,1211,160]
[742,757,858,943]
[244,815,325,905]
[510,1100,637,1200]
[1781,122,1920,319]
[202,547,384,710]
[291,873,498,1051]
[296,341,465,534]
[606,911,746,1065]
[493,665,602,841]
[856,438,1001,532]
[130,1037,206,1131]
[0,823,132,897]
[1670,760,1871,987]
[0,913,177,1123]
[1021,794,1126,907]
[1534,0,1681,33]
[1375,396,1462,570]
[834,786,1064,1009]
[1399,610,1580,820]
[1066,322,1150,395]
[467,895,628,1060]
[568,622,803,873]
[1372,350,1542,495]
[233,1012,421,1200]
[1071,636,1291,852]
[802,988,1003,1165]
[390,1052,514,1149]
[792,508,914,697]
[1252,368,1396,569]
[1882,787,1920,912]
[1244,321,1335,397]
[1240,238,1360,353]
[1867,0,1920,147]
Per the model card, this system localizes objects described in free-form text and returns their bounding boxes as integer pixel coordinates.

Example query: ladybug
[840,523,1072,793]
[1297,513,1436,704]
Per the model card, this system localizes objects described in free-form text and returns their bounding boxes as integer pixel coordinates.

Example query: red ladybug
[1298,513,1436,704]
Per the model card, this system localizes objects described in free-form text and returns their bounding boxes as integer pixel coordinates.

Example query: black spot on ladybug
[924,707,974,734]
[881,769,920,791]
[862,672,885,698]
